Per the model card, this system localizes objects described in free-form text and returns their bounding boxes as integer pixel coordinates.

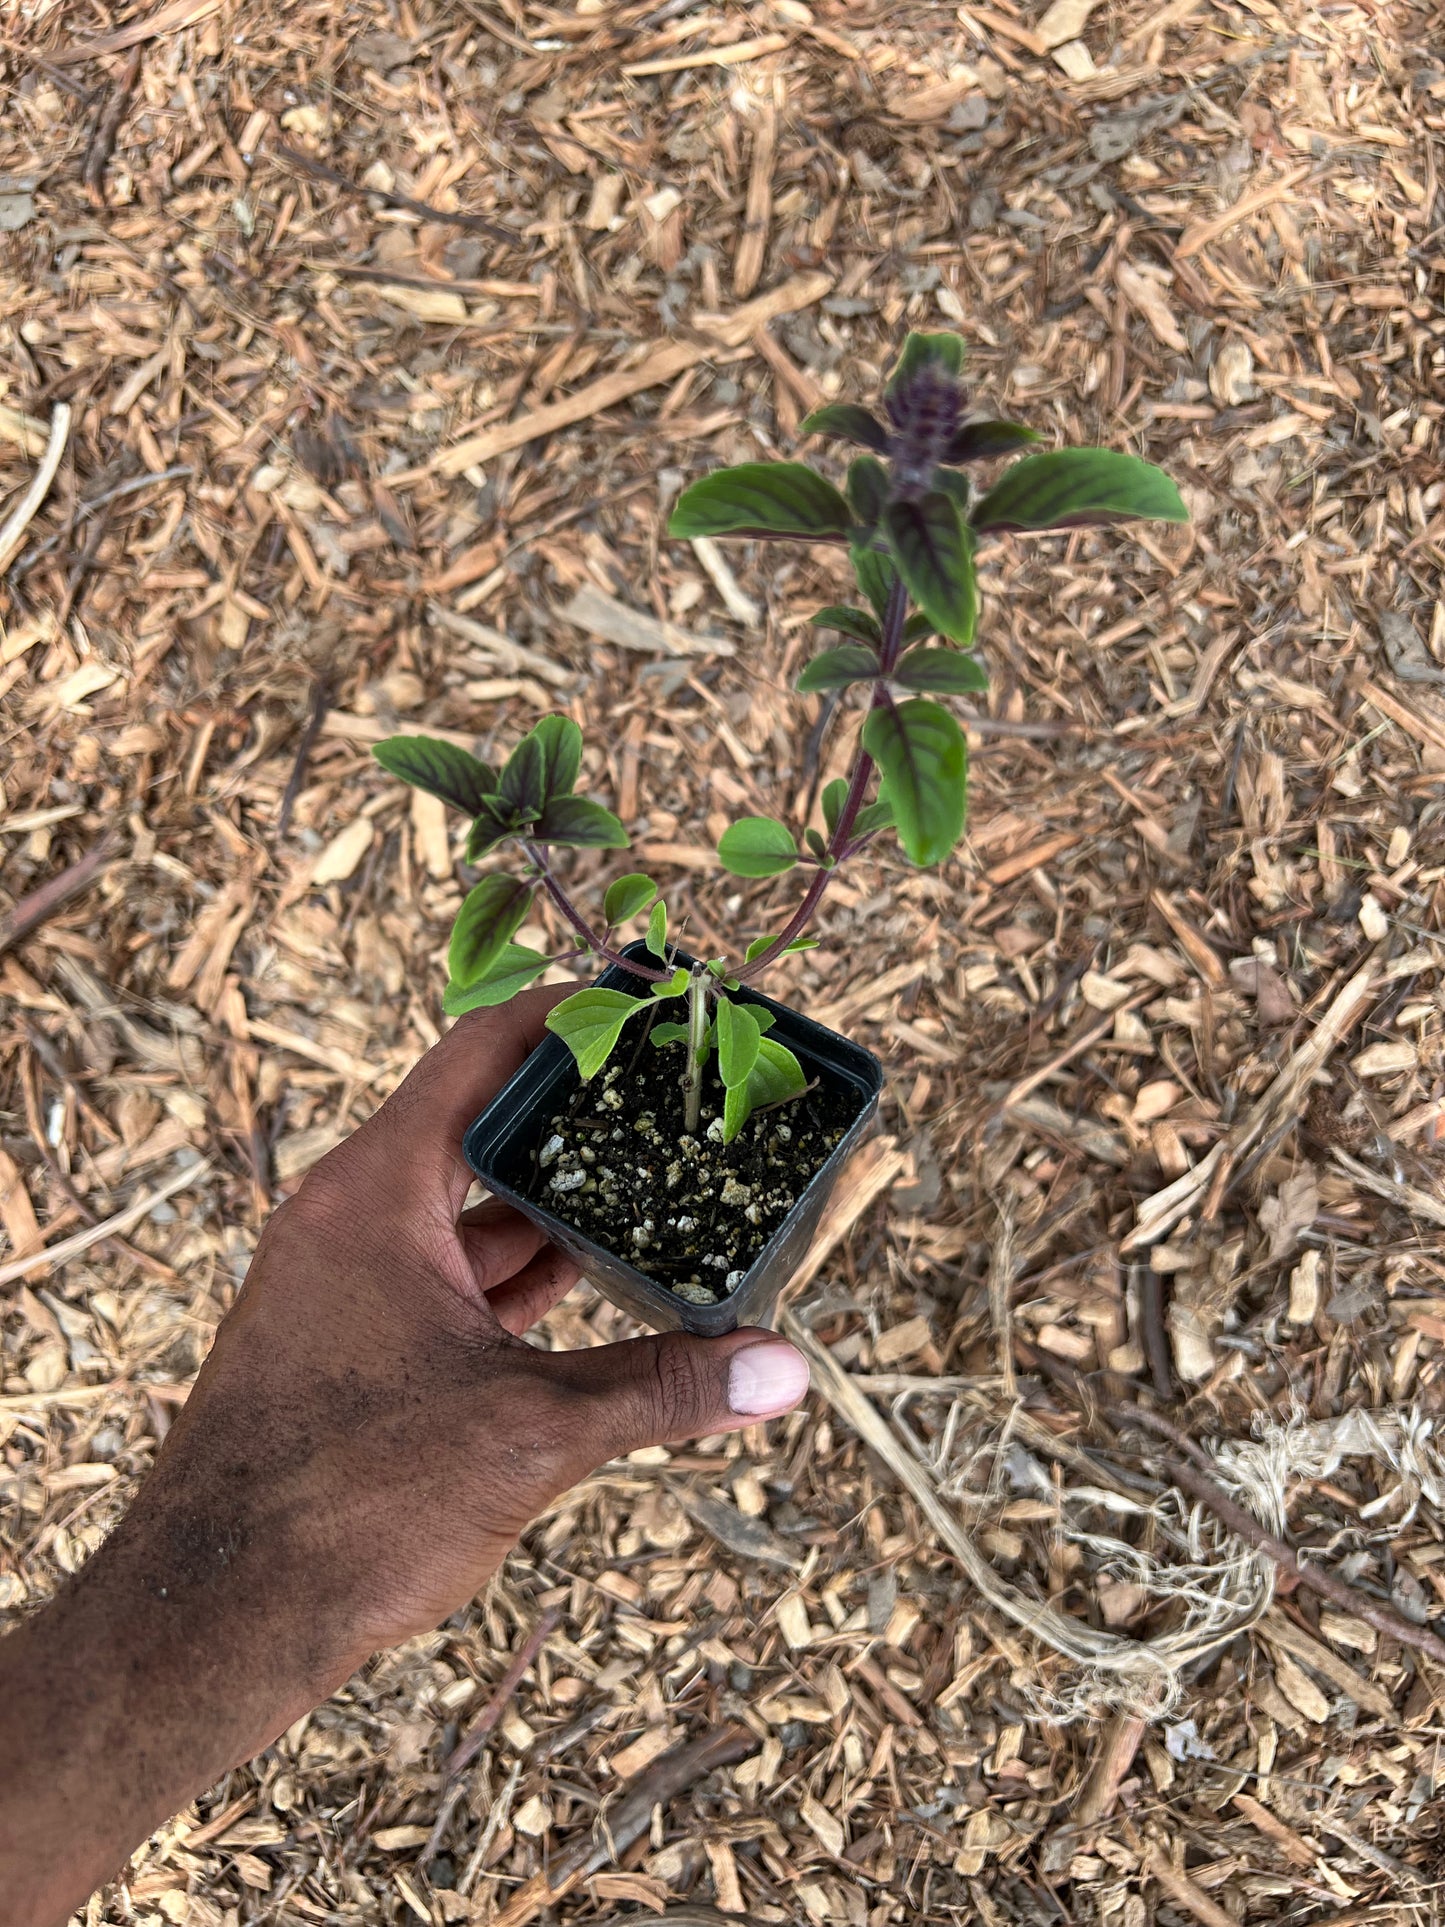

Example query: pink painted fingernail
[728,1341,809,1417]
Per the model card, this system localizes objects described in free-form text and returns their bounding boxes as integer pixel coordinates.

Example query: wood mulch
[3,0,1444,1921]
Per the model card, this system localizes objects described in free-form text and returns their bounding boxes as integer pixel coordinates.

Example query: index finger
[349,982,574,1216]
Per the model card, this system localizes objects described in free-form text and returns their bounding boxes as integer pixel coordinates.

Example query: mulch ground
[3,0,1445,1922]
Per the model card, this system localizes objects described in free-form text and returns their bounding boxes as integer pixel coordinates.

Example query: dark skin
[0,988,811,1924]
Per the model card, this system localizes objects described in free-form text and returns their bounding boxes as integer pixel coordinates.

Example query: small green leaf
[971,449,1188,532]
[744,932,819,963]
[530,713,583,799]
[441,944,551,1014]
[645,898,668,959]
[821,778,848,838]
[752,1036,808,1103]
[893,646,990,694]
[650,1021,691,1048]
[804,826,827,859]
[851,542,898,619]
[465,797,521,860]
[604,873,658,924]
[449,876,534,988]
[930,468,972,513]
[373,736,497,815]
[499,714,582,820]
[809,604,882,645]
[885,331,966,399]
[533,796,628,848]
[797,644,881,694]
[946,420,1042,463]
[724,1036,808,1142]
[497,738,543,821]
[862,699,968,866]
[716,997,762,1090]
[651,964,690,1000]
[718,816,799,878]
[667,463,852,540]
[545,987,648,1080]
[853,795,896,839]
[799,403,889,451]
[884,494,977,646]
[845,454,890,531]
[901,612,935,644]
[722,1086,749,1143]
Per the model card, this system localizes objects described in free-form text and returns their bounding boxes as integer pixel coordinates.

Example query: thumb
[548,1328,810,1467]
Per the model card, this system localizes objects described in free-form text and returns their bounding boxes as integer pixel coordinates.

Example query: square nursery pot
[463,941,883,1335]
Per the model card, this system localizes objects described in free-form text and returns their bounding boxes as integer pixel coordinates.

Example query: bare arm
[0,988,809,1924]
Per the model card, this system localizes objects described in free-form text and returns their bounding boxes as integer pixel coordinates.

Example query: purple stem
[525,842,671,982]
[735,572,908,985]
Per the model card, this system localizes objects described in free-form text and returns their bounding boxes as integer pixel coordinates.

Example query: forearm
[0,1500,342,1925]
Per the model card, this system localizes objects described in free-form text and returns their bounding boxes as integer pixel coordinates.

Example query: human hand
[0,987,810,1926]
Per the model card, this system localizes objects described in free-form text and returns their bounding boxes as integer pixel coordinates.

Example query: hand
[0,987,811,1926]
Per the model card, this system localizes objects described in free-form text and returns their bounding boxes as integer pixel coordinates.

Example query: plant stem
[524,843,671,983]
[681,965,710,1134]
[735,573,908,985]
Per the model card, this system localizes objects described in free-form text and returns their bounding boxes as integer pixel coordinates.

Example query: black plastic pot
[463,941,883,1335]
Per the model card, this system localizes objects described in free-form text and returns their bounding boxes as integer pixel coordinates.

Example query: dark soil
[524,1043,854,1305]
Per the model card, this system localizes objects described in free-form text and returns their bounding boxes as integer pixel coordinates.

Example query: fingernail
[728,1340,810,1417]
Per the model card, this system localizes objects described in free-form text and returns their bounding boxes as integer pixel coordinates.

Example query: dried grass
[3,0,1445,1919]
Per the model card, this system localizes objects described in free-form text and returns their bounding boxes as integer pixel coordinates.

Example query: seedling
[376,333,1185,1295]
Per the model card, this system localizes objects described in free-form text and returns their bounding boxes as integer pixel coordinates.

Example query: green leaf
[862,699,968,866]
[846,455,890,530]
[893,646,990,694]
[744,933,819,962]
[821,778,849,838]
[717,816,798,878]
[716,997,762,1090]
[853,795,895,838]
[851,543,898,619]
[499,714,582,820]
[645,898,668,959]
[799,403,889,452]
[797,644,880,694]
[651,964,690,1000]
[545,987,648,1080]
[530,713,583,799]
[751,1035,808,1103]
[971,449,1188,532]
[804,826,827,859]
[724,1036,808,1143]
[885,331,965,399]
[667,463,852,541]
[449,875,533,988]
[650,1021,691,1048]
[373,736,496,815]
[902,612,935,644]
[465,797,521,861]
[441,944,551,1014]
[604,873,657,924]
[809,604,882,645]
[946,420,1042,463]
[533,796,628,848]
[884,494,977,646]
[930,467,972,513]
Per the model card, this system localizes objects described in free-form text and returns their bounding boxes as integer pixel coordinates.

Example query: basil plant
[376,332,1186,1141]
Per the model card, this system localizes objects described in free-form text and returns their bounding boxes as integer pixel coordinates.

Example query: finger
[344,983,574,1216]
[542,1329,809,1476]
[483,1244,581,1336]
[456,1198,550,1297]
